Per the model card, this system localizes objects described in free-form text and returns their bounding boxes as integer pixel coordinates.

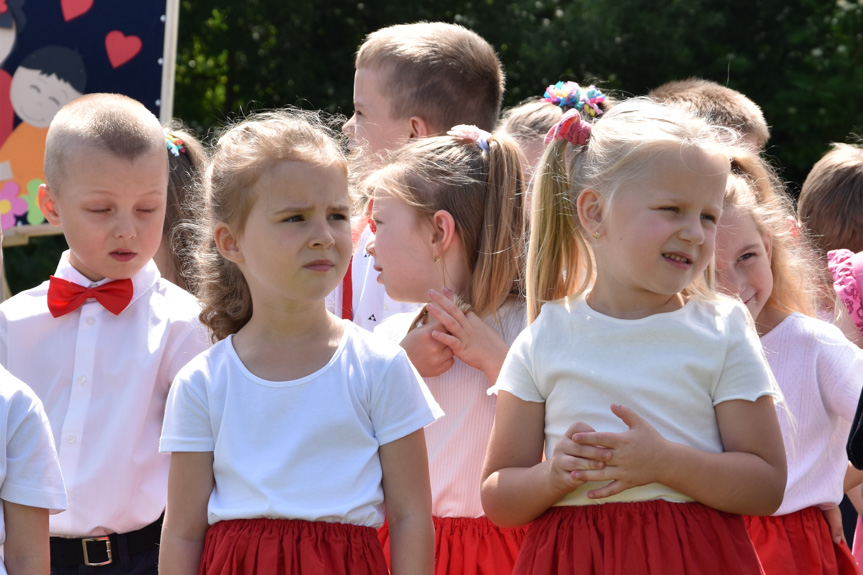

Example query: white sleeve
[160,364,214,452]
[489,324,545,403]
[0,380,66,513]
[369,351,442,446]
[713,303,779,405]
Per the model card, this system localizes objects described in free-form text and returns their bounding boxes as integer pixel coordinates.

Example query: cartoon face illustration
[9,45,87,128]
[9,67,82,127]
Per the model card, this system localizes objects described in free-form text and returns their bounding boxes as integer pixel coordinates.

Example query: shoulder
[344,320,411,364]
[373,310,418,343]
[0,281,51,320]
[147,279,203,322]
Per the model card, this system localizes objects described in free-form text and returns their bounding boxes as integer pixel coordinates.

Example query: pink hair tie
[447,124,492,152]
[544,109,592,146]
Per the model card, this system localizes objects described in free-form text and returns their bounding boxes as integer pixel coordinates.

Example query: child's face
[343,66,411,154]
[39,146,168,282]
[366,189,440,303]
[714,208,773,321]
[10,67,83,128]
[588,147,727,314]
[228,161,352,305]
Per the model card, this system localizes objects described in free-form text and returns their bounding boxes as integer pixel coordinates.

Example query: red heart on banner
[61,0,93,21]
[105,31,142,68]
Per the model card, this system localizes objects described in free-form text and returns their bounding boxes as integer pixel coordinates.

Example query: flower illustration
[0,181,27,230]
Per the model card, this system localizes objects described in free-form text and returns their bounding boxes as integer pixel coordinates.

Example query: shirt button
[86,317,95,325]
[66,435,76,443]
[78,376,87,384]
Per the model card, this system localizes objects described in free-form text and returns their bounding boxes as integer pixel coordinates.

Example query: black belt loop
[50,514,163,568]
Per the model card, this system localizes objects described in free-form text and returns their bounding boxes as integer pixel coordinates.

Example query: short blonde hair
[650,78,769,150]
[356,22,504,133]
[193,109,348,341]
[798,143,863,255]
[44,93,165,190]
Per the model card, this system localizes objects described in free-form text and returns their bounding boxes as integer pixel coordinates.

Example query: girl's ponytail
[526,134,591,323]
[469,134,526,317]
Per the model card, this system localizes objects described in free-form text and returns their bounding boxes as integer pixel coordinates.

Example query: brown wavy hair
[192,109,347,342]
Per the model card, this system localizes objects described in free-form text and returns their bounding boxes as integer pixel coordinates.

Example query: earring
[592,232,601,239]
[433,255,441,263]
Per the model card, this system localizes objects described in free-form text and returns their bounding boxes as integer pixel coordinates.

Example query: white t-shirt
[376,299,527,517]
[760,313,863,515]
[493,295,778,507]
[160,321,443,527]
[327,225,421,329]
[0,253,209,537]
[0,367,66,575]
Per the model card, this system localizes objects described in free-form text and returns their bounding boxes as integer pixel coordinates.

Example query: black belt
[49,515,163,567]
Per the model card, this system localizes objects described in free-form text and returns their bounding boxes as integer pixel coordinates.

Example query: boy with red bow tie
[0,93,209,575]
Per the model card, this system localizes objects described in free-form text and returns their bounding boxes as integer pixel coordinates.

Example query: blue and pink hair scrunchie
[541,81,606,118]
[447,125,492,151]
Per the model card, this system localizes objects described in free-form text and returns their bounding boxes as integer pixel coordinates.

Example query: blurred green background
[5,0,862,293]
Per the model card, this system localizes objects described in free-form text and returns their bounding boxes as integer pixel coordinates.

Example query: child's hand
[571,403,670,499]
[547,421,612,495]
[400,320,455,377]
[427,288,509,383]
[822,506,846,545]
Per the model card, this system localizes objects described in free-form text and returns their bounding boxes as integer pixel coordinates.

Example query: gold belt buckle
[82,536,112,566]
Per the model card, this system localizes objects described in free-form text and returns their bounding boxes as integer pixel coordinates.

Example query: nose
[678,215,706,245]
[310,220,336,249]
[366,234,376,257]
[343,115,356,137]
[113,212,136,239]
[715,264,742,298]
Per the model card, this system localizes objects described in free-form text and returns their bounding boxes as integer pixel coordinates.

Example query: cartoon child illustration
[0,45,86,228]
[0,0,27,147]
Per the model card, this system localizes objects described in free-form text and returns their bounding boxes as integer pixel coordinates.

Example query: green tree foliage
[175,0,863,188]
[5,0,862,292]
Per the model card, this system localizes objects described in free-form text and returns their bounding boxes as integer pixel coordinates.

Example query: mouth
[662,252,693,269]
[305,259,335,272]
[110,249,137,263]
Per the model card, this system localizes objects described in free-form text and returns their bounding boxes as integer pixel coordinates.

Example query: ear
[38,184,62,227]
[430,210,458,255]
[214,222,244,264]
[408,116,431,139]
[576,188,603,236]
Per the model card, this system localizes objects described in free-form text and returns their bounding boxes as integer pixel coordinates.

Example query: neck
[755,305,788,337]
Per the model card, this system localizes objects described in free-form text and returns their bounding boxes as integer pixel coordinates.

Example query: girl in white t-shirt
[714,153,863,575]
[365,126,528,574]
[158,111,442,575]
[481,98,788,575]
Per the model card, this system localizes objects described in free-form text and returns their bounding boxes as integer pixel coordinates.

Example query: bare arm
[480,391,609,527]
[379,429,434,575]
[572,397,787,516]
[3,501,49,575]
[159,452,215,575]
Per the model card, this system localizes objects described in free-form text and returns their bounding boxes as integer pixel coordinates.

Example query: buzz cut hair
[44,93,165,190]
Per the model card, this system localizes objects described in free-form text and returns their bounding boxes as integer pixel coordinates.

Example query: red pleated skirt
[199,518,389,575]
[378,515,529,575]
[745,507,859,575]
[514,500,764,575]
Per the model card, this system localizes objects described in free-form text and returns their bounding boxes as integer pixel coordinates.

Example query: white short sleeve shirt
[161,321,442,527]
[493,295,779,507]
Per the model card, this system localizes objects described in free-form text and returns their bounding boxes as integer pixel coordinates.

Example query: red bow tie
[47,276,134,318]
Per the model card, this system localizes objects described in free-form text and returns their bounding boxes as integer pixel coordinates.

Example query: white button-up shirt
[0,253,209,537]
